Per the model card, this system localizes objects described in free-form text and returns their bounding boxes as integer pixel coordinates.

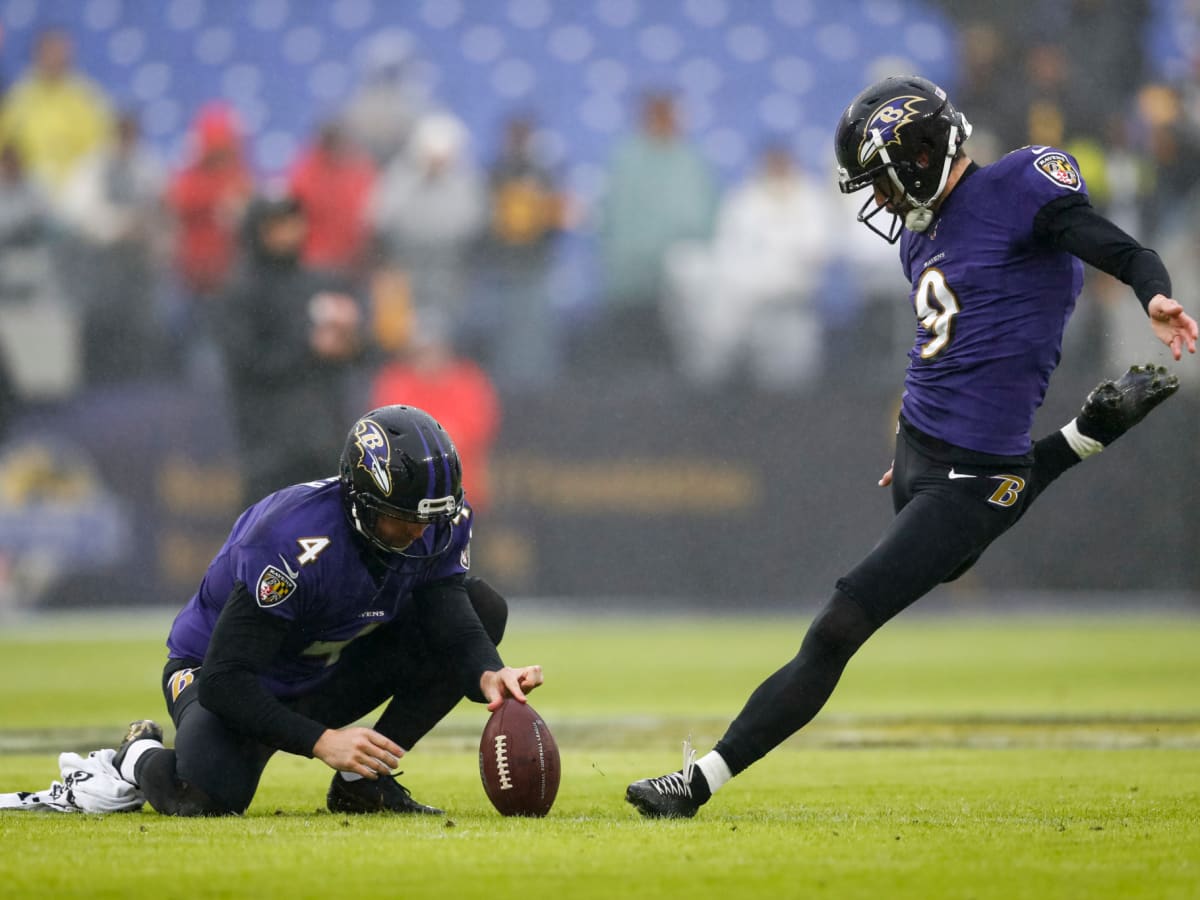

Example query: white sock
[118,738,164,786]
[339,771,365,782]
[695,751,733,794]
[1061,418,1105,459]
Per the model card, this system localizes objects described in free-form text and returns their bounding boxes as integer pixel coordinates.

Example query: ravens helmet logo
[857,95,926,168]
[351,419,392,497]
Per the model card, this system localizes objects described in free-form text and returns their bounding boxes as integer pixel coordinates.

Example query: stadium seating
[1,0,957,187]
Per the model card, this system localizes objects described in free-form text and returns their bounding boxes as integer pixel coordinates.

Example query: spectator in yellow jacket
[0,28,113,200]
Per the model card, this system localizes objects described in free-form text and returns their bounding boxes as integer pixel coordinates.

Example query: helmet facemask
[346,487,463,558]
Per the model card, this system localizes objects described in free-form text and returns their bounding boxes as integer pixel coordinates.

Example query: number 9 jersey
[898,145,1087,458]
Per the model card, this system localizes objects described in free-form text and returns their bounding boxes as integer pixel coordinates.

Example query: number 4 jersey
[898,145,1087,458]
[166,478,472,698]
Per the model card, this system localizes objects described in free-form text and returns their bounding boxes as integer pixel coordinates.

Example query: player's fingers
[368,753,394,775]
[503,672,528,704]
[367,750,400,771]
[519,665,544,689]
[481,673,506,711]
[356,742,396,776]
[345,734,397,772]
[353,760,380,779]
[366,730,406,760]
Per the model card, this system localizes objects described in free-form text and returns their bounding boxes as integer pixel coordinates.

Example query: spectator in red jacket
[167,103,253,300]
[164,103,253,384]
[370,315,500,514]
[287,120,376,281]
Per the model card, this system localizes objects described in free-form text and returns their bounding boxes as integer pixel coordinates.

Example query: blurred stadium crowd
[0,0,1197,611]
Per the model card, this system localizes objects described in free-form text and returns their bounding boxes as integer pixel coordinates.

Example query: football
[478,699,560,817]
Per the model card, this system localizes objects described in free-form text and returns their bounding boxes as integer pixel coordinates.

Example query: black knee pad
[465,577,507,646]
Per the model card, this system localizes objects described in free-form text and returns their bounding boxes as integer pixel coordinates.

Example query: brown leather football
[479,699,561,817]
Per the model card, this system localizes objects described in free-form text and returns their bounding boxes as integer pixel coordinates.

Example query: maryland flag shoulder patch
[1033,150,1081,191]
[256,564,297,608]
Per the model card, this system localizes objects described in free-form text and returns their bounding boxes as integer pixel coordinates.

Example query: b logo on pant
[169,668,196,702]
[987,475,1026,508]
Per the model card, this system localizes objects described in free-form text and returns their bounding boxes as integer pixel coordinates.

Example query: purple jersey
[898,146,1087,456]
[167,478,472,698]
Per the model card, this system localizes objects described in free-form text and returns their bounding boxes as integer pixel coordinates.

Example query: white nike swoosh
[947,468,977,480]
[278,555,300,579]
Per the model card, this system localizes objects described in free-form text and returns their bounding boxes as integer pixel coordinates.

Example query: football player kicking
[113,405,543,816]
[627,75,1197,819]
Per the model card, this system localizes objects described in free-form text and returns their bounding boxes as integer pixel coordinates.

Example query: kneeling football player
[114,405,542,816]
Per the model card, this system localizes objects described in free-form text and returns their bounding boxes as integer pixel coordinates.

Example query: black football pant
[135,577,507,816]
[713,424,1083,776]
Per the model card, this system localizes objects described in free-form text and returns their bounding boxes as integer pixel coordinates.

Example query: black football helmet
[834,74,971,242]
[339,405,464,557]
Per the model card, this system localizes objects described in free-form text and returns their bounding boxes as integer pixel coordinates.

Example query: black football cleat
[627,737,707,819]
[112,719,164,775]
[326,772,443,815]
[1077,364,1179,446]
[626,770,703,819]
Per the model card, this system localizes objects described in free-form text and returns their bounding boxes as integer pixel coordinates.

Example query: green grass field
[2,611,1198,899]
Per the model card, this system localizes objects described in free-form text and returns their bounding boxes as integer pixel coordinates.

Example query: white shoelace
[644,736,697,797]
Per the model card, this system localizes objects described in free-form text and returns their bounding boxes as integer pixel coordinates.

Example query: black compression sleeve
[197,584,329,757]
[1033,194,1171,311]
[413,575,505,703]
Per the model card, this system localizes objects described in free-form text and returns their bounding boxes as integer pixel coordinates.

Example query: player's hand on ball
[481,665,544,711]
[312,727,405,778]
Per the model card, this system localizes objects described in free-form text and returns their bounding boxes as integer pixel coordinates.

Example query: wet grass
[1,612,1198,898]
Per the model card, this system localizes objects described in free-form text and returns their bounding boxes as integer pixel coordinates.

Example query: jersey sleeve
[1008,147,1088,235]
[413,576,504,702]
[1034,195,1171,309]
[198,582,328,757]
[230,536,310,625]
